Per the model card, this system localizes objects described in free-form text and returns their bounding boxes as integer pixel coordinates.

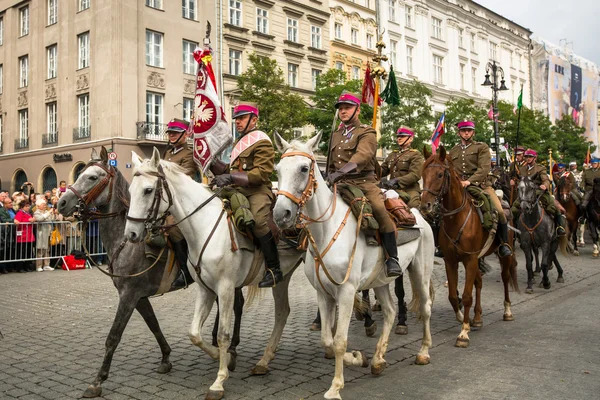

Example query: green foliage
[380,80,435,150]
[236,53,309,141]
[441,97,491,149]
[551,114,595,163]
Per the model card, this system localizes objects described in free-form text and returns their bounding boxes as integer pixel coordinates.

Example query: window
[146,92,163,137]
[47,102,57,137]
[288,63,298,87]
[389,0,396,22]
[47,45,57,79]
[390,40,398,68]
[145,30,163,67]
[19,110,28,141]
[229,0,242,26]
[335,61,344,71]
[366,34,373,49]
[311,26,322,49]
[183,97,194,122]
[256,8,268,34]
[458,28,464,48]
[471,32,477,53]
[351,66,360,80]
[20,6,29,37]
[146,0,162,9]
[431,17,442,40]
[78,94,90,129]
[182,0,196,20]
[19,56,28,88]
[0,17,3,45]
[351,29,358,45]
[78,32,90,69]
[0,64,3,94]
[182,40,198,74]
[79,0,90,12]
[432,55,443,84]
[334,23,342,39]
[406,45,413,75]
[405,5,413,28]
[311,69,321,90]
[48,0,58,25]
[287,18,298,42]
[229,49,242,75]
[460,63,465,90]
[489,42,498,61]
[471,67,477,93]
[510,50,514,67]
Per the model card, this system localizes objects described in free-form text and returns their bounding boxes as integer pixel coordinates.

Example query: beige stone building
[0,0,214,193]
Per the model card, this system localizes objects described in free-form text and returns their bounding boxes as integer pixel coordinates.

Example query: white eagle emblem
[196,102,214,123]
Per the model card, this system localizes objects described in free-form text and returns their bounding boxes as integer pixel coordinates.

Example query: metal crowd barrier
[0,220,106,265]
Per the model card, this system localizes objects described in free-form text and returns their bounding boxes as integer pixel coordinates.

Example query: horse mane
[288,139,314,154]
[112,167,131,204]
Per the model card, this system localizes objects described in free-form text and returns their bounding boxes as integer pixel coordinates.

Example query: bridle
[422,161,468,219]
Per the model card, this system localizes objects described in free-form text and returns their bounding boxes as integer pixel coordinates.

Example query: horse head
[58,146,122,217]
[273,131,323,229]
[125,148,172,243]
[420,145,451,217]
[557,174,572,202]
[518,177,538,214]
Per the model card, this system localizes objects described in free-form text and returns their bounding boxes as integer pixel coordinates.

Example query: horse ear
[306,130,323,152]
[439,145,446,161]
[90,148,99,161]
[423,146,431,159]
[150,147,161,168]
[99,146,109,163]
[274,131,291,153]
[131,151,143,168]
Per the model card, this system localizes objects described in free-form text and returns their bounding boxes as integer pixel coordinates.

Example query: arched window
[73,163,86,181]
[14,170,28,193]
[42,167,58,192]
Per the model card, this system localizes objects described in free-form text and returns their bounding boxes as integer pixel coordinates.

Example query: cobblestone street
[1,244,599,400]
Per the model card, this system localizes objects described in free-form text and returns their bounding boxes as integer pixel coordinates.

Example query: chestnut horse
[556,173,582,256]
[421,146,519,348]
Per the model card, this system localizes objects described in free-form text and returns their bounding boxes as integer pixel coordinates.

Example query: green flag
[517,85,523,109]
[380,65,400,106]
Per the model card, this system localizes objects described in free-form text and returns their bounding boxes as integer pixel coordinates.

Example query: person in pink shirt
[14,200,35,272]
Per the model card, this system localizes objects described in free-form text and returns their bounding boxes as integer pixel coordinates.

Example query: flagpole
[372,79,380,129]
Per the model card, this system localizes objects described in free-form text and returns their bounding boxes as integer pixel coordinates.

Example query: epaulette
[409,149,418,152]
[360,124,370,128]
[391,149,399,153]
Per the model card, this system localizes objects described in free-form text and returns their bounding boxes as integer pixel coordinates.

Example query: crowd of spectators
[0,181,105,274]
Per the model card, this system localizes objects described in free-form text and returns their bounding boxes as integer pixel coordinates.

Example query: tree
[237,53,309,141]
[441,97,491,149]
[380,80,434,150]
[551,115,595,164]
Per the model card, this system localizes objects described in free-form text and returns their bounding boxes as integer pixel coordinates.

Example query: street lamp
[482,61,509,167]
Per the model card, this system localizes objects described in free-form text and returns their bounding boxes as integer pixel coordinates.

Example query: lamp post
[482,61,509,167]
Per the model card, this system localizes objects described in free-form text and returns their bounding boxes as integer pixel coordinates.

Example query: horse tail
[559,234,569,257]
[244,284,263,309]
[353,292,369,315]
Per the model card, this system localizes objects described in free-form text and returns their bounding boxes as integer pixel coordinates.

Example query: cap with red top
[524,149,538,157]
[456,120,475,130]
[396,126,414,137]
[514,146,526,154]
[334,91,361,109]
[166,118,190,133]
[232,102,259,119]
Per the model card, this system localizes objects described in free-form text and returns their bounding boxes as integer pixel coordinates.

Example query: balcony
[73,126,91,142]
[42,132,58,147]
[136,122,169,142]
[14,137,29,152]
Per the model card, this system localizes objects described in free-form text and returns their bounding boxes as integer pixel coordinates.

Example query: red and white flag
[361,64,382,107]
[190,45,232,173]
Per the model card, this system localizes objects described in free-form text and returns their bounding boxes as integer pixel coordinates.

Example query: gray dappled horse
[58,147,244,398]
[517,177,566,293]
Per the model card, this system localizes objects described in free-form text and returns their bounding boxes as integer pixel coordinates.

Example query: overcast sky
[475,0,600,66]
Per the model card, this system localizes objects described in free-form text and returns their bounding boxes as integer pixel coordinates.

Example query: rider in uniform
[581,158,600,209]
[449,120,512,257]
[569,161,583,190]
[511,149,566,236]
[554,163,582,206]
[164,119,199,289]
[326,92,402,277]
[211,102,282,288]
[381,126,424,208]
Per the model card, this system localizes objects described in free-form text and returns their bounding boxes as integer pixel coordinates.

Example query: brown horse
[421,147,519,348]
[556,174,582,256]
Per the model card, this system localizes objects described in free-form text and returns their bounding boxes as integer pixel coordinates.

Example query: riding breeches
[245,191,274,237]
[165,216,184,242]
[484,186,507,224]
[345,177,396,233]
[582,191,592,208]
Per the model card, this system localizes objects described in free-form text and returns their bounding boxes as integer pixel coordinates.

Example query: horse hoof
[593,253,599,258]
[415,354,430,365]
[538,281,544,288]
[324,350,335,360]
[395,324,408,335]
[324,390,342,400]
[372,302,382,312]
[82,386,102,398]
[533,271,540,277]
[157,362,172,374]
[359,351,369,368]
[455,337,470,348]
[355,310,365,321]
[574,251,580,256]
[503,314,515,321]
[371,361,387,375]
[470,320,483,331]
[526,288,534,294]
[310,323,321,331]
[205,390,224,400]
[227,352,237,372]
[365,322,377,337]
[557,277,565,283]
[250,365,269,376]
[544,282,551,290]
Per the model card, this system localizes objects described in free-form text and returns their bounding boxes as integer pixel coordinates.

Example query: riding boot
[496,223,513,258]
[170,239,194,290]
[258,232,283,288]
[381,232,402,277]
[555,214,567,237]
[432,224,444,258]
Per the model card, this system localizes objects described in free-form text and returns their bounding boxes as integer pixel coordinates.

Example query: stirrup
[498,243,513,257]
[258,268,280,288]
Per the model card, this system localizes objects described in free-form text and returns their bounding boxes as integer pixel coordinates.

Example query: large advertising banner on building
[547,54,599,146]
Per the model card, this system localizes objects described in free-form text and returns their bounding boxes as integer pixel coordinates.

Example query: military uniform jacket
[448,141,491,187]
[163,144,197,178]
[582,168,600,193]
[229,133,274,196]
[509,160,525,181]
[328,120,377,176]
[381,148,424,192]
[518,163,550,188]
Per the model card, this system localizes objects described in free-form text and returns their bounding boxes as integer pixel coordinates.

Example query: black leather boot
[555,214,567,237]
[258,232,283,288]
[381,232,402,277]
[496,223,513,257]
[170,239,194,290]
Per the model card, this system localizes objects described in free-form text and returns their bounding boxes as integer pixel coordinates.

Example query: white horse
[272,133,435,400]
[125,149,304,400]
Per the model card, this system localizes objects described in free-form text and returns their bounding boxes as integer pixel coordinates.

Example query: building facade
[0,0,213,193]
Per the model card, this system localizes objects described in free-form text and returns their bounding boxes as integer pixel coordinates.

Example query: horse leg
[571,221,580,256]
[406,260,433,365]
[470,270,483,331]
[318,292,337,359]
[311,309,322,331]
[553,254,565,283]
[539,244,553,290]
[189,287,219,360]
[227,288,244,372]
[533,247,541,276]
[135,297,172,374]
[523,245,535,293]
[456,257,477,348]
[207,284,235,400]
[394,275,408,335]
[500,255,515,321]
[211,298,219,347]
[444,260,463,323]
[370,285,397,374]
[82,292,139,398]
[251,273,292,375]
[355,289,369,321]
[363,305,377,337]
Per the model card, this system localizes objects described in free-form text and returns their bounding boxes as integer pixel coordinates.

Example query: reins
[519,188,546,243]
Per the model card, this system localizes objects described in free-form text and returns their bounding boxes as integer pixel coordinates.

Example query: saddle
[465,186,494,231]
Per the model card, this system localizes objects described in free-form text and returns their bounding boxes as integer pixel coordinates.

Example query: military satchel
[385,197,416,227]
